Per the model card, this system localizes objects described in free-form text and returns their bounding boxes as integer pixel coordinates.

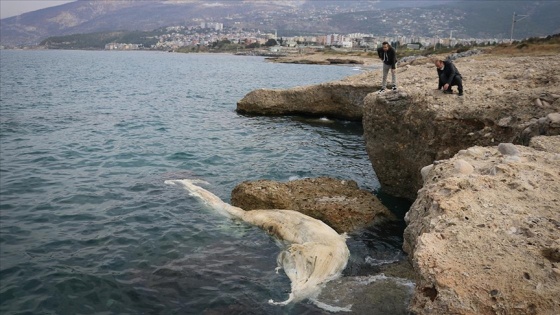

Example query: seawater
[0,50,411,314]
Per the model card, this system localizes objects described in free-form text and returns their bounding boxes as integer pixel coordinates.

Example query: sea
[0,50,412,314]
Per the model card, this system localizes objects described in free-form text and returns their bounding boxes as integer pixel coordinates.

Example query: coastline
[264,51,378,66]
[235,39,560,314]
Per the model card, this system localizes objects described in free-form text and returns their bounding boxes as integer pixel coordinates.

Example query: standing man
[377,41,397,93]
[434,59,464,96]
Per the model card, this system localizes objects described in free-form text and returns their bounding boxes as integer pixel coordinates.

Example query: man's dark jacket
[377,46,397,68]
[437,60,462,87]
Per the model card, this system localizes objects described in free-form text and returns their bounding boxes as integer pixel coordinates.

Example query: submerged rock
[231,177,394,233]
[317,274,415,314]
[403,144,560,315]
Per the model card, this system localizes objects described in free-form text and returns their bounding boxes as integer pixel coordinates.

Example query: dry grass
[272,34,560,64]
[488,42,560,56]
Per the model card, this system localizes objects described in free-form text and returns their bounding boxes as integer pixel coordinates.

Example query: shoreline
[265,52,378,66]
[235,45,560,314]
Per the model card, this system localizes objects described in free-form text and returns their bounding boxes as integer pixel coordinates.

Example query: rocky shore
[404,139,560,314]
[238,53,560,200]
[234,50,560,314]
[265,52,376,66]
[237,82,375,121]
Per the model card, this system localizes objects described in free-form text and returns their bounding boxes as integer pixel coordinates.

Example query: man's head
[434,59,444,69]
[382,41,390,51]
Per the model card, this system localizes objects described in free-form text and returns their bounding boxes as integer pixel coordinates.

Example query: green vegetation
[40,31,158,49]
[396,44,457,59]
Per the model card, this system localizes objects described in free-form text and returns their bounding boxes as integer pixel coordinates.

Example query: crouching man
[434,59,464,96]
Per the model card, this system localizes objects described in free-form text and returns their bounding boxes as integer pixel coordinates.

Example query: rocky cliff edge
[403,139,560,315]
[235,51,560,314]
[362,54,560,200]
[238,53,560,200]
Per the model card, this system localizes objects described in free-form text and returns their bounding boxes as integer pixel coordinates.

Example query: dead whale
[165,179,350,305]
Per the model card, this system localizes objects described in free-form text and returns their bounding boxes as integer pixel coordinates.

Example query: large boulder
[362,54,560,200]
[236,82,376,121]
[403,142,560,315]
[230,177,394,233]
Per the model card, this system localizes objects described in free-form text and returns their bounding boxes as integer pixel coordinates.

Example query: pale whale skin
[165,179,350,305]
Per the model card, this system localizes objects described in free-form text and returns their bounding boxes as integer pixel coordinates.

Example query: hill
[1,0,559,47]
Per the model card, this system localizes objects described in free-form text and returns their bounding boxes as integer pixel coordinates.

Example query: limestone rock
[236,82,376,121]
[453,159,474,175]
[529,135,560,154]
[230,177,394,233]
[520,111,560,144]
[362,55,560,200]
[239,53,560,200]
[403,144,560,315]
[420,164,434,183]
[497,143,519,156]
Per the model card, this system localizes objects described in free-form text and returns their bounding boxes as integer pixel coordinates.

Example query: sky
[0,0,76,19]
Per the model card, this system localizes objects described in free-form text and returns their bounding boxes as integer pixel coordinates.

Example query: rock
[453,159,474,175]
[497,143,519,156]
[548,112,560,126]
[230,177,394,233]
[326,58,364,65]
[446,49,482,61]
[362,55,560,200]
[236,82,376,121]
[317,275,415,314]
[239,53,560,200]
[520,112,560,145]
[540,93,558,104]
[529,135,560,154]
[268,54,375,66]
[420,164,434,183]
[497,116,512,127]
[235,50,560,314]
[535,98,544,108]
[403,144,560,315]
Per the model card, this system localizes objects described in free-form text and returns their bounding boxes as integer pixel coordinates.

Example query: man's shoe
[391,85,397,91]
[443,89,453,94]
[377,88,386,94]
[458,91,464,96]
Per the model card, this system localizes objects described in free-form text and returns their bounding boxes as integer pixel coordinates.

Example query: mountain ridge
[1,0,558,46]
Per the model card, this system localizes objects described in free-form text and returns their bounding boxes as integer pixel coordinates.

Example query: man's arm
[445,62,458,85]
[390,48,397,68]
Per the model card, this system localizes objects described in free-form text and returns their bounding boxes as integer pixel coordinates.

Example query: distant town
[103,20,515,54]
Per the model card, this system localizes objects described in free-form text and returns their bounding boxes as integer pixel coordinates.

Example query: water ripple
[0,50,407,314]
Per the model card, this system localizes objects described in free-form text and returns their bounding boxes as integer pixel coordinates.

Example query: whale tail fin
[165,179,245,218]
[269,241,349,305]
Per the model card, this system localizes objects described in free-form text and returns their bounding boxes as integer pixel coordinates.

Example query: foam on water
[166,178,350,306]
[314,274,415,314]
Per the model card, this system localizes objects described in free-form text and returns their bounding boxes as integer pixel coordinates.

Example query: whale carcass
[165,179,350,305]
